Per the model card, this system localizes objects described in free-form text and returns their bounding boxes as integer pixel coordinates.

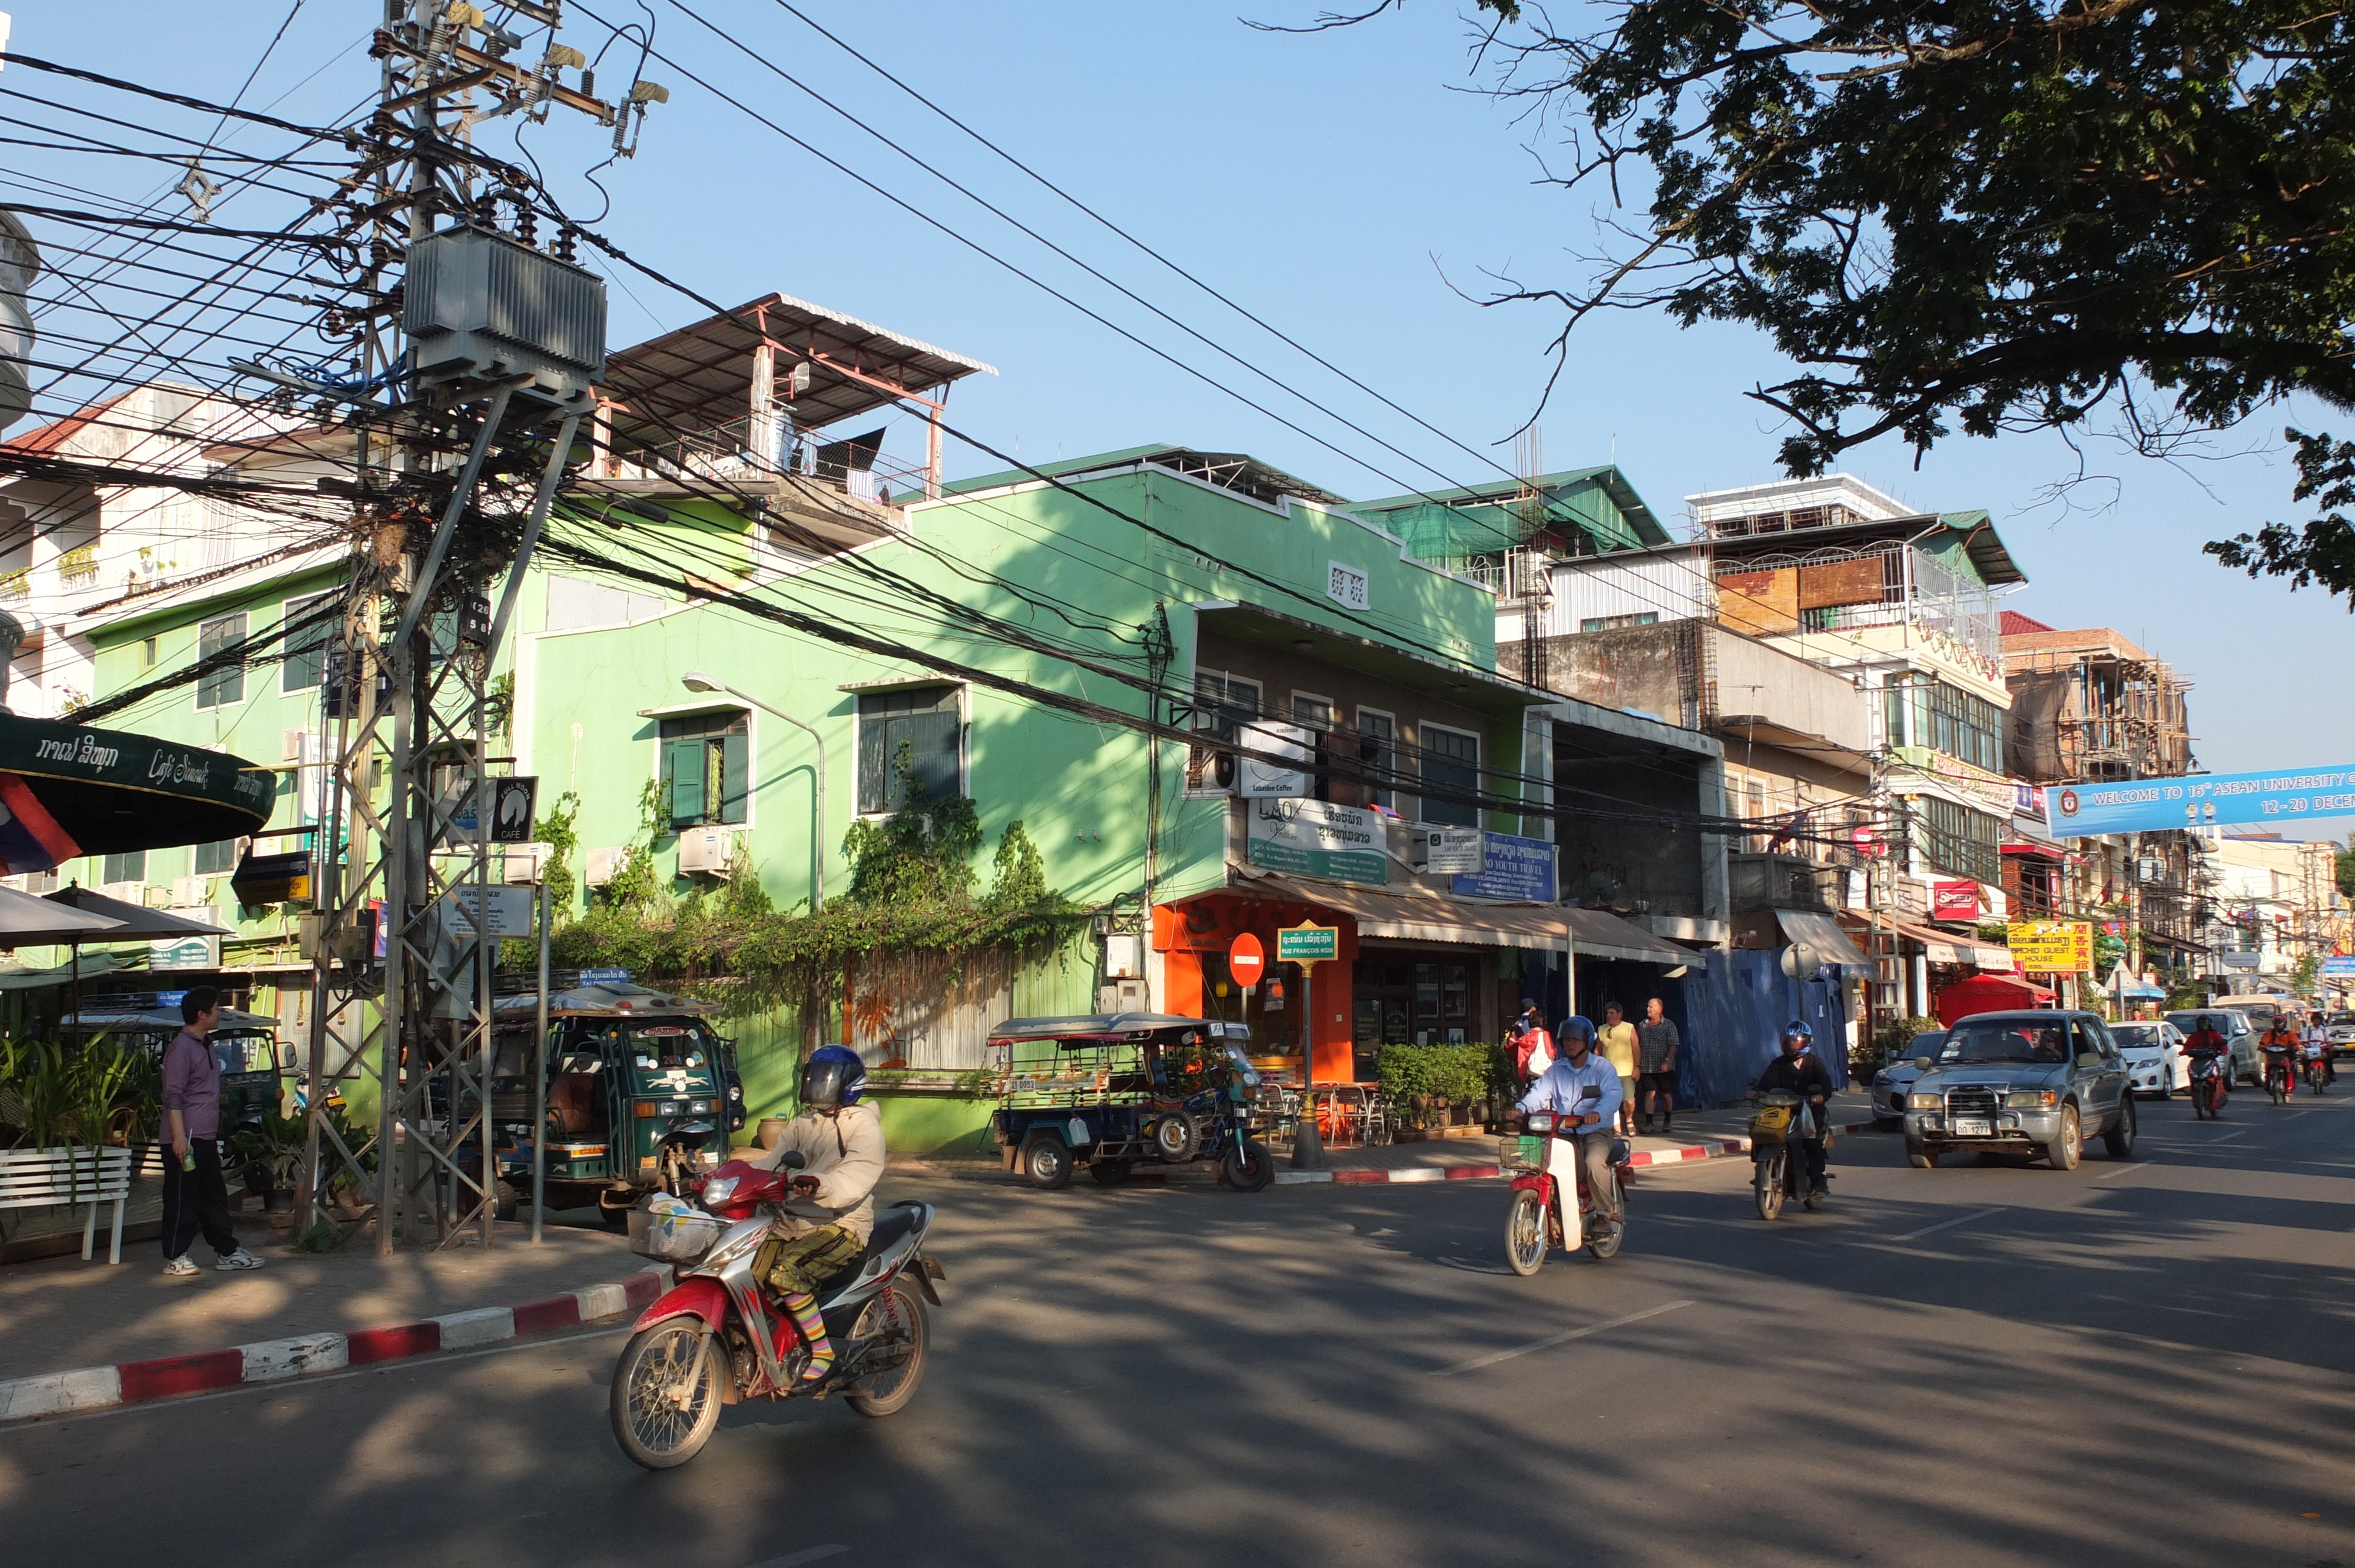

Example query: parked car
[2163,1009,2261,1085]
[1871,1030,1948,1127]
[2109,1019,2187,1098]
[1903,1011,2135,1171]
[2327,1012,2355,1057]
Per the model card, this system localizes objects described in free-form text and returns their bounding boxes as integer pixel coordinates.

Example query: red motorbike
[2187,1047,2231,1119]
[1502,1094,1630,1276]
[609,1155,943,1469]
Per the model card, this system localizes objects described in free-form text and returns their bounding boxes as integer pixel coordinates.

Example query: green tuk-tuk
[62,1003,293,1132]
[489,980,745,1225]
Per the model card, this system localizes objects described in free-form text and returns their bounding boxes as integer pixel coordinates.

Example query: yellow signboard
[2007,921,2094,974]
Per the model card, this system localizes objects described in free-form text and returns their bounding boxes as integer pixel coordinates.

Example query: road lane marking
[1890,1206,2002,1243]
[1428,1299,1694,1377]
[747,1550,848,1568]
[2089,1163,2151,1188]
[2277,1109,2316,1122]
[2207,1131,2248,1144]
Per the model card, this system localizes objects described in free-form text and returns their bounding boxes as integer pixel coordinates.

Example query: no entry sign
[1228,932,1265,988]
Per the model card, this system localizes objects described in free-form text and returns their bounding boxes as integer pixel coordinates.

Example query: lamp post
[680,672,828,912]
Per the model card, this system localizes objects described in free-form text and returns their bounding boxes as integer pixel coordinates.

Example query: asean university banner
[2045,765,2355,836]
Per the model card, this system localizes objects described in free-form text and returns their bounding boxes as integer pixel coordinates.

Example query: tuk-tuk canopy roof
[493,980,718,1021]
[64,1005,277,1033]
[989,1012,1249,1042]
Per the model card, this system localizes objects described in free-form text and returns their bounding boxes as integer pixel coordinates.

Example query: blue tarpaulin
[1677,948,1852,1108]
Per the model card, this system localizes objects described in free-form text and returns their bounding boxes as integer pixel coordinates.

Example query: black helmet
[800,1045,867,1110]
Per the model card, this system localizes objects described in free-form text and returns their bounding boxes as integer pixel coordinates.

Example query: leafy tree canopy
[1279,0,2355,600]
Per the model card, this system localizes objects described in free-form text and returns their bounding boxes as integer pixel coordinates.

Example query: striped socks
[784,1291,833,1381]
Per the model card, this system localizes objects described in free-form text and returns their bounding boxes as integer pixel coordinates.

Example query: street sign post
[1275,923,1338,1171]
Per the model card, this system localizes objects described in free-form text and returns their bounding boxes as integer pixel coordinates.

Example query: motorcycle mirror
[775,1150,807,1170]
[1578,1085,1603,1102]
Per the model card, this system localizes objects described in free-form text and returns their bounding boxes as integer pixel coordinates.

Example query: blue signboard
[2044,765,2355,837]
[580,966,632,985]
[2322,955,2355,978]
[1451,830,1557,902]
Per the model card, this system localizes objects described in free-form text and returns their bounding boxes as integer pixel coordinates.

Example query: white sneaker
[214,1247,263,1271]
[162,1254,198,1277]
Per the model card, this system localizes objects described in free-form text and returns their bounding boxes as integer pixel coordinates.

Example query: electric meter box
[403,224,606,408]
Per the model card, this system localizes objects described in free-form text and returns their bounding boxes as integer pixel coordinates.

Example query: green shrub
[1374,1042,1504,1106]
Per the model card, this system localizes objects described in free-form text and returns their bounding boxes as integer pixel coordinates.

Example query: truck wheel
[2102,1097,2136,1158]
[1024,1136,1073,1191]
[2045,1105,2082,1171]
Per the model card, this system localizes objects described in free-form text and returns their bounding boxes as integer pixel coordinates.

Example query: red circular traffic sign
[1228,932,1265,988]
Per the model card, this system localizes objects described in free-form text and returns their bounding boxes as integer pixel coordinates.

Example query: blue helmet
[1780,1020,1813,1050]
[801,1045,868,1108]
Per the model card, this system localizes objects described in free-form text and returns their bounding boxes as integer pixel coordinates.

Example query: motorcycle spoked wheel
[1504,1188,1548,1277]
[844,1287,930,1418]
[1754,1150,1787,1221]
[2268,1068,2289,1107]
[610,1322,727,1470]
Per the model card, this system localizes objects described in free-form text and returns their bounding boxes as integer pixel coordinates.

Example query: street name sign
[1276,922,1338,966]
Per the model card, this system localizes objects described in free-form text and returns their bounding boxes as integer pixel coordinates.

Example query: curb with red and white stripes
[1270,1117,1885,1185]
[0,1264,678,1426]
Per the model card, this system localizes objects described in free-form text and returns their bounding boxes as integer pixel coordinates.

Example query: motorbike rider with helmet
[748,1045,885,1381]
[1746,1022,1836,1202]
[1514,1024,1626,1227]
[2260,1016,2301,1098]
[2182,1015,2233,1110]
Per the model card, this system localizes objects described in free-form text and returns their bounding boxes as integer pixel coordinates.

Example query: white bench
[0,1147,135,1264]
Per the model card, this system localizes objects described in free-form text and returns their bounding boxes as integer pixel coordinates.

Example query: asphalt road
[5,1091,2353,1568]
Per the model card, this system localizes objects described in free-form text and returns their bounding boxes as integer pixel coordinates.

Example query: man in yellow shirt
[1596,1002,1639,1137]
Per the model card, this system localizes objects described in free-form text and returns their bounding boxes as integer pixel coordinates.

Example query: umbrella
[0,883,128,947]
[42,887,228,1018]
[0,713,269,872]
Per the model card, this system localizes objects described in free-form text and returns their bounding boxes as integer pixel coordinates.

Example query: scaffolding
[2001,629,2191,784]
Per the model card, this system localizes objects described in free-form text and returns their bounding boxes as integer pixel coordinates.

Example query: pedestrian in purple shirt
[160,985,261,1276]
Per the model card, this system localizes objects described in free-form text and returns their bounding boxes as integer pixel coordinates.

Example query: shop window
[280,591,336,693]
[1913,795,2002,887]
[662,710,750,828]
[193,839,240,875]
[102,849,146,886]
[1883,672,2004,773]
[1419,725,1480,828]
[195,612,246,709]
[856,686,961,813]
[1357,709,1396,810]
[1192,670,1261,742]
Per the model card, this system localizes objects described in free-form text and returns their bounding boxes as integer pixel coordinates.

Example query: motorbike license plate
[1952,1117,1993,1138]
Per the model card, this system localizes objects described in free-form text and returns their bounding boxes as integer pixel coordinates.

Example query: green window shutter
[665,739,706,826]
[718,733,749,825]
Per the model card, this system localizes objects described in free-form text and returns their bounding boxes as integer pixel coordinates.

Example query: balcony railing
[612,416,930,507]
[57,544,96,587]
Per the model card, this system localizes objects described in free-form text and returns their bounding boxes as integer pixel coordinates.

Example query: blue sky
[21,1,2351,835]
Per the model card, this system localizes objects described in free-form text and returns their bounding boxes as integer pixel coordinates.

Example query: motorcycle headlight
[701,1175,739,1207]
[1906,1092,1942,1110]
[2005,1091,2058,1108]
[1525,1111,1554,1133]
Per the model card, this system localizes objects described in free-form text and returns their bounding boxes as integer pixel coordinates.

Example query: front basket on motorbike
[626,1202,723,1264]
[1749,1102,1795,1147]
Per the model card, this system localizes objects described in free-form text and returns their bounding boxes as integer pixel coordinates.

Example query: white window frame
[1355,705,1398,810]
[194,612,247,710]
[1289,690,1335,730]
[280,590,337,695]
[1417,721,1481,828]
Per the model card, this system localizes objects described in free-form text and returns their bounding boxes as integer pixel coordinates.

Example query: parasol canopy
[42,886,228,939]
[0,713,271,874]
[0,883,128,946]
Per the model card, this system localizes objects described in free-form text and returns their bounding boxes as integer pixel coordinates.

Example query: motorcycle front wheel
[610,1322,725,1470]
[845,1287,929,1418]
[1504,1188,1548,1276]
[1754,1151,1787,1221]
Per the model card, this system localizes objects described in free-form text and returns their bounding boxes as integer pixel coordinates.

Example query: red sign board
[1850,825,1885,858]
[1227,932,1265,988]
[1932,881,1981,921]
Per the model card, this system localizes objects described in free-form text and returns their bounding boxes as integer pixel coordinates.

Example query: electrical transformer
[402,224,606,409]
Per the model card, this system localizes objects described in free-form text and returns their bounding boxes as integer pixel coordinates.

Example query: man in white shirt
[1514,1026,1626,1223]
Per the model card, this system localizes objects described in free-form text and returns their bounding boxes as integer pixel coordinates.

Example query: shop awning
[1935,972,2057,1026]
[1882,918,2006,968]
[1773,909,1872,976]
[1230,869,1698,966]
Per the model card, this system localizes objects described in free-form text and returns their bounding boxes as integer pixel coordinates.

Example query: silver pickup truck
[1902,1010,2135,1172]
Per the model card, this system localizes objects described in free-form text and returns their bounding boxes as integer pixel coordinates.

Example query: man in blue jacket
[1515,1023,1626,1226]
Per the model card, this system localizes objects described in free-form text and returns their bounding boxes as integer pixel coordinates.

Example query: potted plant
[230,1108,308,1217]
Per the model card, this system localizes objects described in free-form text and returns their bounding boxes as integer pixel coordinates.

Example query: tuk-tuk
[62,1004,293,1132]
[986,1013,1274,1191]
[489,980,747,1225]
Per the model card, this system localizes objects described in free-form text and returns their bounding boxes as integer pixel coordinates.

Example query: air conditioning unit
[282,729,307,763]
[1185,745,1236,794]
[99,881,145,906]
[173,875,214,907]
[501,843,549,885]
[678,826,736,877]
[584,846,625,888]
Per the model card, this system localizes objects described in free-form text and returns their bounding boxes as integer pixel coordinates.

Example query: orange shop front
[1153,892,1361,1084]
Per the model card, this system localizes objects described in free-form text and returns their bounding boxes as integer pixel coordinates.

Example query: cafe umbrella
[0,713,273,869]
[40,889,230,1019]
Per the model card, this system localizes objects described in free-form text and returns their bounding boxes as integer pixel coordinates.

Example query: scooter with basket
[1501,1084,1630,1275]
[1748,1089,1825,1220]
[609,1152,946,1469]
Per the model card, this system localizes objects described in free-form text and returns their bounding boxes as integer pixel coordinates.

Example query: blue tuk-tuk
[986,1013,1273,1191]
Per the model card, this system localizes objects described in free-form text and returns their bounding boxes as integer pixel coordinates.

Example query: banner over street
[2043,765,2355,837]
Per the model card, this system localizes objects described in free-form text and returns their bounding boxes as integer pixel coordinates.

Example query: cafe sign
[1244,798,1387,885]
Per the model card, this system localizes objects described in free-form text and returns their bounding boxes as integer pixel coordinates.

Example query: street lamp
[680,671,828,912]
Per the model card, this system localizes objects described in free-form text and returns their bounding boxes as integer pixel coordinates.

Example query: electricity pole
[292,1,654,1251]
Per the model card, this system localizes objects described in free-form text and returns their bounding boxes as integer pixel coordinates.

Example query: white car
[1871,1029,1948,1126]
[2111,1019,2188,1098]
